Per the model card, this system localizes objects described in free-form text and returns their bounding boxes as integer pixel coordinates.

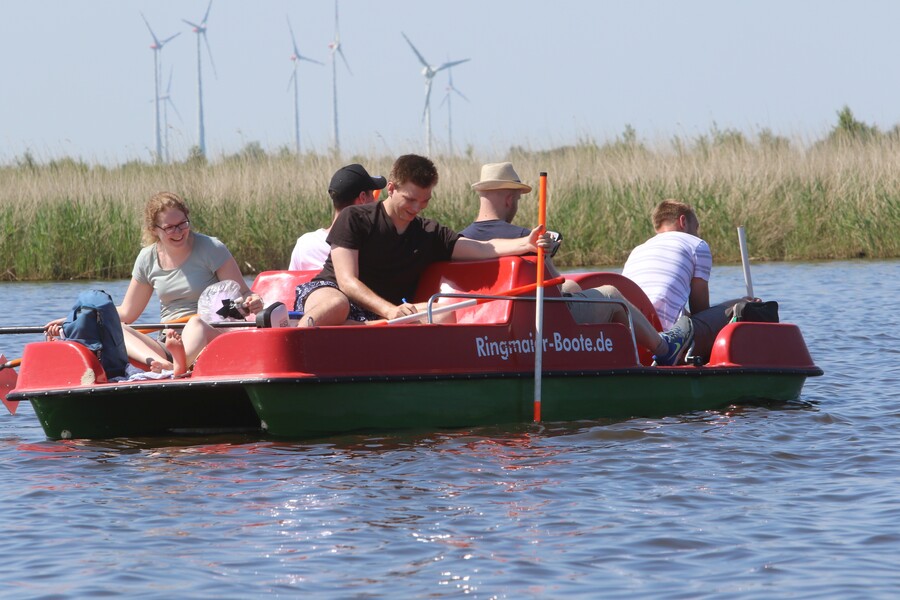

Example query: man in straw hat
[460,162,694,366]
[289,163,386,271]
[293,154,555,327]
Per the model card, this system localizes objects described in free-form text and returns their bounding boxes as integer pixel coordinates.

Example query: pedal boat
[5,257,823,440]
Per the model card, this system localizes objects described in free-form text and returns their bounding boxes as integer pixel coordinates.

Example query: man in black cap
[294,154,551,327]
[288,164,387,270]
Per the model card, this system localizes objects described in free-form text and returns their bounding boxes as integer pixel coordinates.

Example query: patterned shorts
[294,279,380,323]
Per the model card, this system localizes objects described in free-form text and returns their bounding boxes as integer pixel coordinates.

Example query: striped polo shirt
[622,231,712,329]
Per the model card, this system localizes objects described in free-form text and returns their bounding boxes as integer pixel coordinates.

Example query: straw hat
[471,162,532,193]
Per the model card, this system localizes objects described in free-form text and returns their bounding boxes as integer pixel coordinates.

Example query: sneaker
[654,315,694,366]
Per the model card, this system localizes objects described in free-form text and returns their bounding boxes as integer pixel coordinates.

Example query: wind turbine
[182,0,217,158]
[158,67,184,163]
[287,17,323,156]
[439,65,469,156]
[328,0,352,155]
[401,32,469,156]
[141,13,180,163]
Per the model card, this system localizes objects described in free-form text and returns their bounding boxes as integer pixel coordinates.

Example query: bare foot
[165,330,188,376]
[146,357,173,373]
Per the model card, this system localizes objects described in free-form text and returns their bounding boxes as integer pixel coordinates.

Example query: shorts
[564,288,620,324]
[295,279,381,323]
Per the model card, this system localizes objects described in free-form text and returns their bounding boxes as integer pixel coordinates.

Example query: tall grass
[2,138,899,281]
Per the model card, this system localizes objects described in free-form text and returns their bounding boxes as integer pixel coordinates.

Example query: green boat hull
[26,383,260,440]
[248,369,812,439]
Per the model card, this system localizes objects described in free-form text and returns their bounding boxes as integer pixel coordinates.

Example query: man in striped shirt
[623,200,750,363]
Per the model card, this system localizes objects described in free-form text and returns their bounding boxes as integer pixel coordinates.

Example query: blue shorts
[294,280,380,323]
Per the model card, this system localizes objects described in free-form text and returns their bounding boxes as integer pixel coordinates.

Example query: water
[0,261,898,598]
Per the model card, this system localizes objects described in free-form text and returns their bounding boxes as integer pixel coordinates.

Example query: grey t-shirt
[458,219,530,242]
[132,233,232,321]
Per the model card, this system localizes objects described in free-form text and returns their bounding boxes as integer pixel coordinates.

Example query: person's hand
[384,302,418,321]
[525,225,549,252]
[44,317,66,340]
[240,293,264,315]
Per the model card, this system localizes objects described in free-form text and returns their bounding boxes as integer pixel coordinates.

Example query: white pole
[737,226,754,298]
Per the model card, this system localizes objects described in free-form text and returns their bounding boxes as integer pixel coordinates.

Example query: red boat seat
[414,257,560,324]
[18,341,108,388]
[708,322,816,368]
[251,270,318,310]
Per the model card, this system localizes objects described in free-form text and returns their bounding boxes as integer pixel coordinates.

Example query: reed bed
[1,138,898,281]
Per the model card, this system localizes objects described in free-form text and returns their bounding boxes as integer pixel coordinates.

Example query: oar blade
[0,354,19,416]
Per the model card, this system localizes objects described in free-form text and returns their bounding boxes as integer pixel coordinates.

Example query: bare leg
[164,330,188,376]
[299,287,351,327]
[179,317,223,369]
[122,324,173,371]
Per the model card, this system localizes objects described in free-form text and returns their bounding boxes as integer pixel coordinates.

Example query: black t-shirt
[316,202,460,304]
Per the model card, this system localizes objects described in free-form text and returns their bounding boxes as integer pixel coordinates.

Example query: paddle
[136,314,195,334]
[1,354,19,415]
[379,276,565,325]
[1,358,21,371]
[534,171,548,422]
[737,226,754,298]
[0,317,304,336]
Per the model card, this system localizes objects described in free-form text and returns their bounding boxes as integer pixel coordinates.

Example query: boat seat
[251,270,318,310]
[18,341,108,387]
[414,256,557,324]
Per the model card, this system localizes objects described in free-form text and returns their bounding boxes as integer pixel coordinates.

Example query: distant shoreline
[2,136,898,281]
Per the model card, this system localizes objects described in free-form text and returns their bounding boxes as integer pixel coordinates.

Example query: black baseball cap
[328,164,387,202]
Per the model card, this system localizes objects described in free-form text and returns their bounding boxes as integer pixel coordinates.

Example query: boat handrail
[424,292,641,365]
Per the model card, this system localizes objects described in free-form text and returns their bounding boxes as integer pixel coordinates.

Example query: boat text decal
[475,332,614,361]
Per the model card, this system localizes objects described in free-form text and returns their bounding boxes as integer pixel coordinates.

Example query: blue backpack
[62,290,130,379]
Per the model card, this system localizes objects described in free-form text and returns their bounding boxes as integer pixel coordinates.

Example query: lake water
[0,261,898,598]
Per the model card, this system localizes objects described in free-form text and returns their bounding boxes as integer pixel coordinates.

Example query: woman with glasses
[47,191,263,374]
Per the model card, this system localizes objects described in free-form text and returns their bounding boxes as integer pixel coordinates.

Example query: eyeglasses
[155,220,190,235]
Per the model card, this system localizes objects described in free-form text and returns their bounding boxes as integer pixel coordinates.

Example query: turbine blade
[141,13,161,46]
[298,55,325,66]
[337,46,352,75]
[401,32,430,69]
[287,16,301,55]
[453,87,470,102]
[182,19,202,29]
[160,32,181,46]
[167,98,184,123]
[202,0,213,25]
[334,0,340,33]
[202,31,218,78]
[166,66,175,93]
[435,58,470,73]
[287,68,297,91]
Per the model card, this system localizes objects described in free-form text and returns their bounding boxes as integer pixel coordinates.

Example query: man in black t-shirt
[295,154,550,326]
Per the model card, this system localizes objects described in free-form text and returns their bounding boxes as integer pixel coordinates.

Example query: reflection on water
[1,261,899,597]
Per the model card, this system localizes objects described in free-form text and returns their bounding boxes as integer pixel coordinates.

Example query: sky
[3,0,900,164]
